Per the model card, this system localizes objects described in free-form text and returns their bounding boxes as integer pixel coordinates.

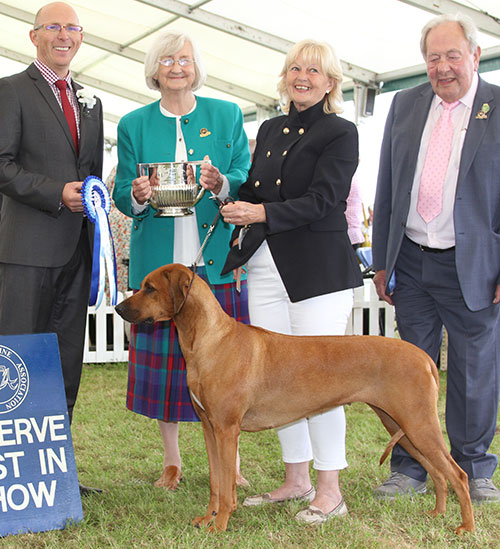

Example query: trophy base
[153,206,194,217]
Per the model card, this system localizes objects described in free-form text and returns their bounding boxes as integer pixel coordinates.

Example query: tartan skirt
[126,268,249,421]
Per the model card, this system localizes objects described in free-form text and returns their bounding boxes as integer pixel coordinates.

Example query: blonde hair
[277,39,343,114]
[144,30,206,92]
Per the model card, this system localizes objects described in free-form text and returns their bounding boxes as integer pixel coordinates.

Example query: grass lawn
[3,361,500,548]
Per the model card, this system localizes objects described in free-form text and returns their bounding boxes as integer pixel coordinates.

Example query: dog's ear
[163,266,192,312]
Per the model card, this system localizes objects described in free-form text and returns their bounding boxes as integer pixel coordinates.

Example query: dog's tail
[379,429,405,465]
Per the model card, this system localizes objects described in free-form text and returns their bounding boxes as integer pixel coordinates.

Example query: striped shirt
[34,58,81,138]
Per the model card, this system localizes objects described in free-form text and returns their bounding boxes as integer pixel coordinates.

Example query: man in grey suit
[0,2,103,493]
[372,13,500,503]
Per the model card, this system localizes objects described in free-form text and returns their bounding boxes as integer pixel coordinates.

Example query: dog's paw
[192,513,215,528]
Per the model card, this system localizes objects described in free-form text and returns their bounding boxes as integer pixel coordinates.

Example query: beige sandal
[243,486,316,507]
[295,498,348,524]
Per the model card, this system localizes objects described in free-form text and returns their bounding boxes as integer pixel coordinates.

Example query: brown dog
[115,263,474,534]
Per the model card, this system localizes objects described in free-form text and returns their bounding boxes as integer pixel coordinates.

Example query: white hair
[144,30,206,92]
[420,13,479,57]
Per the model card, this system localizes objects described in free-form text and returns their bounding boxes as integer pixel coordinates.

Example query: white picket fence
[346,279,395,337]
[83,292,129,363]
[83,280,395,364]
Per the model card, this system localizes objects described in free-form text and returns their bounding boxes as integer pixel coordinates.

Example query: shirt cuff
[131,188,148,215]
[213,174,230,201]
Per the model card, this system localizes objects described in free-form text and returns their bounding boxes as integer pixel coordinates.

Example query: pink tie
[55,79,79,155]
[417,100,460,223]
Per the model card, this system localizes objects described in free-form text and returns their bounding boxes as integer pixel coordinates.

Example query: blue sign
[0,333,82,537]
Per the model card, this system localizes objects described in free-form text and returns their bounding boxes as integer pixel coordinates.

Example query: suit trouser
[0,224,92,421]
[246,241,353,470]
[391,236,500,481]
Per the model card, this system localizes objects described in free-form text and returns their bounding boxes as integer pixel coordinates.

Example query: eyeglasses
[33,23,83,33]
[158,57,194,67]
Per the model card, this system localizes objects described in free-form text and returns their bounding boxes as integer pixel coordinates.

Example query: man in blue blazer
[372,13,500,503]
[0,1,103,489]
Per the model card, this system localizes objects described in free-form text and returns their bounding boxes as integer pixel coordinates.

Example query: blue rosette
[81,176,117,309]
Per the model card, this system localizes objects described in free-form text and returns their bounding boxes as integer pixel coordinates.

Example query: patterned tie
[417,100,460,223]
[55,79,79,154]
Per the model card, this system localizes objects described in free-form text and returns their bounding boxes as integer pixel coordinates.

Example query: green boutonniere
[475,103,490,119]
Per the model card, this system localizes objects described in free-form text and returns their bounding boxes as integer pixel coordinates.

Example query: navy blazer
[372,77,500,311]
[222,101,362,302]
[0,63,103,268]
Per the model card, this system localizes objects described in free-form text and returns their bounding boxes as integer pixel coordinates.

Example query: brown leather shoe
[79,483,102,497]
[236,473,250,487]
[154,465,183,490]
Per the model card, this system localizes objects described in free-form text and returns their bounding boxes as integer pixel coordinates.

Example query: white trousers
[246,242,353,470]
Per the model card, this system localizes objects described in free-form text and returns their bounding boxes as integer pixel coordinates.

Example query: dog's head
[115,263,194,324]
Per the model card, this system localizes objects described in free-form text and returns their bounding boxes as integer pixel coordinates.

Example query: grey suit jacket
[372,76,500,311]
[0,63,103,267]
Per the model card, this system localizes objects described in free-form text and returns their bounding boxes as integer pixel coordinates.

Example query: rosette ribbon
[81,176,117,309]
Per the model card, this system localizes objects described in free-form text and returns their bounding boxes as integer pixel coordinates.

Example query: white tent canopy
[1,0,500,199]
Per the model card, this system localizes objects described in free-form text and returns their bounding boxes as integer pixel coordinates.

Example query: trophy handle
[191,159,210,205]
[193,186,205,206]
[136,163,148,177]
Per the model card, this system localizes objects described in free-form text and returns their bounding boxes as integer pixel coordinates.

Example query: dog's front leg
[192,417,220,528]
[209,424,239,532]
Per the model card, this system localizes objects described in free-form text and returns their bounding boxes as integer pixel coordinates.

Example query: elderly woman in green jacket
[114,30,250,490]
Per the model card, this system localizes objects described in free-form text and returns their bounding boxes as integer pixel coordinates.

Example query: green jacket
[114,96,250,289]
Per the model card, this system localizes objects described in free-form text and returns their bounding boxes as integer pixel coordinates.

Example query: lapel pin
[200,128,211,137]
[475,103,490,119]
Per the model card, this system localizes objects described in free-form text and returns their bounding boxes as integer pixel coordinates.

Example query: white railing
[83,280,395,363]
[345,279,395,337]
[83,292,129,363]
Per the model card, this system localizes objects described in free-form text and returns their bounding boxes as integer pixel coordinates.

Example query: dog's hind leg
[370,404,448,511]
[396,417,474,535]
[369,405,474,534]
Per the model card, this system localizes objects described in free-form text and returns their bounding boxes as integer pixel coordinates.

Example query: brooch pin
[200,128,211,137]
[76,88,97,111]
[475,103,490,119]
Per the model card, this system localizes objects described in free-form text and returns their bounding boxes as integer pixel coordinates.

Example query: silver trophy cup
[136,160,208,217]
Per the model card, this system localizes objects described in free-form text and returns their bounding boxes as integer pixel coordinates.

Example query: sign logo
[0,344,29,414]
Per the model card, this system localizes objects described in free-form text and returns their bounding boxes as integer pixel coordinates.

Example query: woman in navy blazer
[222,39,362,524]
